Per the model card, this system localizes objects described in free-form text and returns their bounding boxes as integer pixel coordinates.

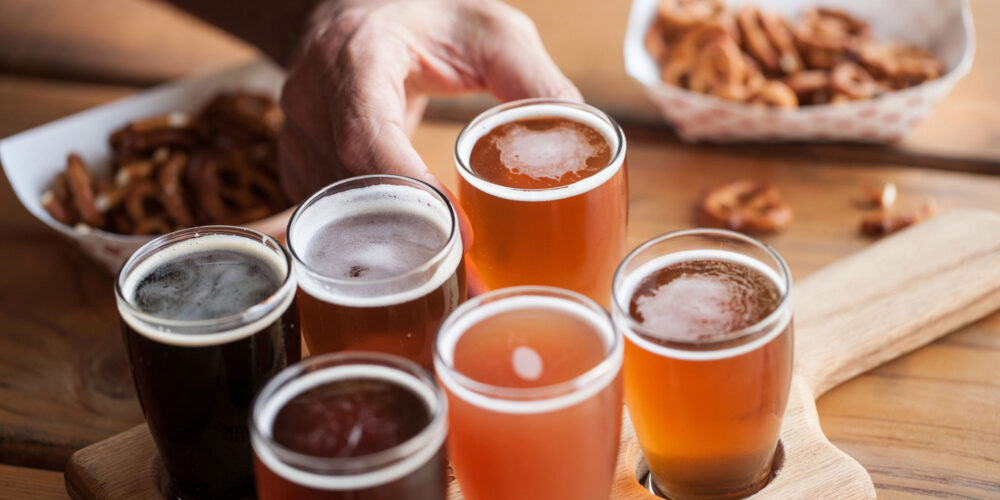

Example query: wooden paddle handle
[794,209,1000,397]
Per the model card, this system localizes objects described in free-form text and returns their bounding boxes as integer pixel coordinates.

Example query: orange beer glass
[435,287,623,500]
[612,230,794,499]
[454,99,627,305]
[286,175,466,369]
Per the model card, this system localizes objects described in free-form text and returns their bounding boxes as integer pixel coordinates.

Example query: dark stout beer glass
[115,226,300,500]
[251,352,448,500]
[286,175,465,369]
[612,229,794,499]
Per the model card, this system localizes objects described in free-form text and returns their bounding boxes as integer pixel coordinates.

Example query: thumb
[479,12,583,102]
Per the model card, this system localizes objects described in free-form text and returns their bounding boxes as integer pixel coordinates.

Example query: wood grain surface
[64,210,1000,500]
[0,464,66,500]
[1,0,998,169]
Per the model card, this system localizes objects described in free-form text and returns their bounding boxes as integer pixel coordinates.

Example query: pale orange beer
[612,230,794,499]
[455,99,627,305]
[287,175,466,370]
[435,287,623,500]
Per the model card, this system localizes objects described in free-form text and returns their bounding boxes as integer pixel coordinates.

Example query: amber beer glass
[612,229,794,499]
[454,99,627,305]
[115,226,300,499]
[435,286,623,500]
[286,175,466,369]
[251,352,448,499]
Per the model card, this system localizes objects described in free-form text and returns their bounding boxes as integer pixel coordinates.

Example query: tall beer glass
[286,175,466,369]
[115,226,300,499]
[454,99,628,305]
[612,229,794,499]
[251,352,448,500]
[435,286,623,500]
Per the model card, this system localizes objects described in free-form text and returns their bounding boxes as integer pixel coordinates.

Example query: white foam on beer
[252,365,447,490]
[493,121,603,181]
[289,183,463,308]
[117,234,295,347]
[455,102,626,202]
[614,250,792,362]
[435,295,623,415]
[512,346,543,381]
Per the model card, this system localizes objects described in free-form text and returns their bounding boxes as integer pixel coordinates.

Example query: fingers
[476,4,583,103]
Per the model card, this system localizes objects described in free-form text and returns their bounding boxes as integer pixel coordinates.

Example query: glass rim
[453,98,627,200]
[250,351,447,478]
[114,225,295,340]
[434,286,623,407]
[285,174,460,289]
[611,228,793,350]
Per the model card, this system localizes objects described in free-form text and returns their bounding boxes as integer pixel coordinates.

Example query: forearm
[159,0,325,66]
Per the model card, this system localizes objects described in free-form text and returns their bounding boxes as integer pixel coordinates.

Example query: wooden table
[1,1,998,498]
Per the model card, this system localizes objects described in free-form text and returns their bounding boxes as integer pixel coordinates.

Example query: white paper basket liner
[623,0,975,142]
[0,60,289,273]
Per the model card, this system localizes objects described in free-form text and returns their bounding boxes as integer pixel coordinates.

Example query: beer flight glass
[612,229,794,499]
[454,99,628,305]
[286,174,466,369]
[115,226,300,499]
[435,286,623,500]
[251,352,448,499]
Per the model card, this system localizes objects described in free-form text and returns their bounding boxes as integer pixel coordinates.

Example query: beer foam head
[435,289,623,415]
[615,249,792,362]
[493,121,604,181]
[252,358,447,490]
[116,230,295,347]
[288,179,462,308]
[455,100,626,202]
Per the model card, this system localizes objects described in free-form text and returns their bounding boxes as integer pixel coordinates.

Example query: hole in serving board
[633,440,785,499]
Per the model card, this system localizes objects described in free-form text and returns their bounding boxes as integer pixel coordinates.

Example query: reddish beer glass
[454,99,628,305]
[286,175,466,369]
[435,286,623,500]
[251,352,448,500]
[115,226,300,499]
[612,229,794,499]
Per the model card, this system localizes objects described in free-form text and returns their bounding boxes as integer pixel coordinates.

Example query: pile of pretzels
[41,92,289,236]
[645,0,945,107]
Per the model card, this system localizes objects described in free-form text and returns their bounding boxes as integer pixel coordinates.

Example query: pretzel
[748,81,798,108]
[856,42,944,88]
[41,172,78,226]
[655,0,727,37]
[65,154,106,228]
[661,23,731,86]
[698,180,793,233]
[830,62,882,100]
[760,12,803,75]
[860,201,937,237]
[794,8,870,53]
[737,6,779,75]
[688,36,747,97]
[158,152,195,228]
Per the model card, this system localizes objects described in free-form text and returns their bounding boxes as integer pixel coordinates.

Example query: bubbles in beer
[469,117,611,189]
[271,378,430,458]
[132,249,282,321]
[629,259,781,343]
[304,211,448,281]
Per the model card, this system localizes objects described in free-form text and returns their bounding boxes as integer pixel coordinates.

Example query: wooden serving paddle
[605,209,1000,500]
[66,210,1000,499]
